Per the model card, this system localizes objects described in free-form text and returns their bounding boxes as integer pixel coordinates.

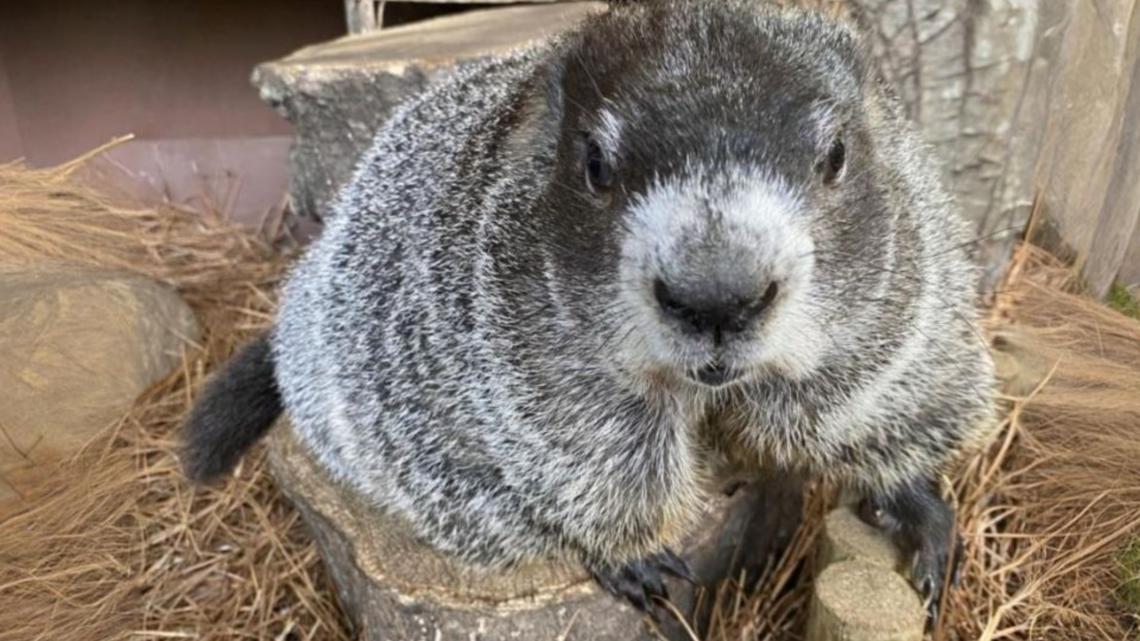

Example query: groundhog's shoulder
[321,45,548,230]
[374,46,546,154]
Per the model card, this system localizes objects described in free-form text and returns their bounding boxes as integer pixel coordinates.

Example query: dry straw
[0,147,347,641]
[1,147,1138,641]
[945,244,1140,641]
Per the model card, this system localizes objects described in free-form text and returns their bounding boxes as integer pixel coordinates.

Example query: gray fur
[271,0,996,578]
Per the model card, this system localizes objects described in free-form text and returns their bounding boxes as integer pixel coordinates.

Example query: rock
[806,560,925,641]
[816,506,901,571]
[266,419,785,641]
[0,265,199,505]
[251,2,603,224]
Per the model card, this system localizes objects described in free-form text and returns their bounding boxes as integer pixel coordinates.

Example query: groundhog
[182,0,996,624]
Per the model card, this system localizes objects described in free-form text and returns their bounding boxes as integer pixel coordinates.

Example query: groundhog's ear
[504,57,567,162]
[538,57,567,123]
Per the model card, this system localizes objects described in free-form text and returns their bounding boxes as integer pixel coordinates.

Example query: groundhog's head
[527,0,902,390]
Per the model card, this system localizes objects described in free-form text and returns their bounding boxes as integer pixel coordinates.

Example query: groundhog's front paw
[588,550,696,617]
[858,493,961,627]
[909,533,963,626]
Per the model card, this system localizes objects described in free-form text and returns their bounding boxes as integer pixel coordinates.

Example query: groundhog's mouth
[692,362,741,387]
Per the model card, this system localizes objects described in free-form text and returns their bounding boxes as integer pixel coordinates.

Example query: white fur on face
[614,163,825,382]
[595,107,625,155]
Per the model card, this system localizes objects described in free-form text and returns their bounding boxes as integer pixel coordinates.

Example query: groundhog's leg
[857,478,961,626]
[587,549,696,617]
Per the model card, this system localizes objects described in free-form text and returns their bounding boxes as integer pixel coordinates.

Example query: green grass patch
[1108,283,1140,320]
[1117,539,1140,613]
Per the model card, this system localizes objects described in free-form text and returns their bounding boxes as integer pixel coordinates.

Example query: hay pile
[0,149,347,641]
[944,245,1140,640]
[1,149,1139,641]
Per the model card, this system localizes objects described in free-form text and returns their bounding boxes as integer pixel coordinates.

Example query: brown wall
[0,1,344,224]
[0,0,343,166]
[0,52,22,160]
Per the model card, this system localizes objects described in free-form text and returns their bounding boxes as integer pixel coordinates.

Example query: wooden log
[266,419,782,641]
[252,3,602,224]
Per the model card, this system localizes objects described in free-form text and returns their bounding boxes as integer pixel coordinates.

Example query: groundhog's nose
[653,277,779,340]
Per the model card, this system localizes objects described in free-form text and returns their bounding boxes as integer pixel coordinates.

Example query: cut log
[266,419,785,641]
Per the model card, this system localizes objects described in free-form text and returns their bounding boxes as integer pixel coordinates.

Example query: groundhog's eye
[820,136,846,185]
[584,137,614,193]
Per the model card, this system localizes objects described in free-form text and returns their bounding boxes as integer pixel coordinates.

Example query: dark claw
[638,560,669,602]
[590,563,654,615]
[911,539,958,629]
[858,479,959,629]
[722,480,749,497]
[654,549,698,585]
[588,549,695,618]
[950,535,964,588]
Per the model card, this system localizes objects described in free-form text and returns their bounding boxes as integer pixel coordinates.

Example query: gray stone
[0,265,199,506]
[806,560,925,641]
[817,505,901,571]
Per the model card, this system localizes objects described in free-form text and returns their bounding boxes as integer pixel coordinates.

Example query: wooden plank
[0,52,23,161]
[1084,4,1140,297]
[345,0,384,35]
[1119,224,1140,290]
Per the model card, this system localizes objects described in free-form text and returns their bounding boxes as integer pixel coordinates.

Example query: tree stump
[266,420,780,641]
[816,505,902,571]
